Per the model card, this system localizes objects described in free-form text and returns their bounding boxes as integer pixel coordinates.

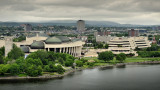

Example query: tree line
[136,44,160,57]
[98,51,126,63]
[0,44,75,77]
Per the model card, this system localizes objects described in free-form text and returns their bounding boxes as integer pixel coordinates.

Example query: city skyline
[0,0,160,25]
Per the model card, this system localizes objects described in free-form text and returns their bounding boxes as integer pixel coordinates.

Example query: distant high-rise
[94,30,111,36]
[24,24,32,32]
[77,20,85,33]
[128,29,139,37]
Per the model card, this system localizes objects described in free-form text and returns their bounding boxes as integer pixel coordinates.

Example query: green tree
[0,46,5,56]
[48,63,58,72]
[44,65,50,72]
[57,65,65,74]
[26,65,42,77]
[25,58,43,66]
[116,53,126,62]
[146,44,159,51]
[8,44,24,60]
[0,53,4,64]
[9,63,20,75]
[97,43,104,49]
[15,57,26,72]
[59,53,67,61]
[65,59,74,67]
[80,58,88,63]
[0,64,9,75]
[0,47,5,64]
[47,51,56,62]
[13,36,26,42]
[58,57,64,64]
[75,60,83,67]
[98,51,114,62]
[26,50,48,65]
[87,62,94,67]
[104,44,109,49]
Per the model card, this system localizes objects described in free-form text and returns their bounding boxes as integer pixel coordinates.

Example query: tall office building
[94,30,111,36]
[77,20,85,33]
[128,29,139,37]
[24,24,32,32]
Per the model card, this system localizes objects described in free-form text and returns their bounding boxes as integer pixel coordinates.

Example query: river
[0,65,160,90]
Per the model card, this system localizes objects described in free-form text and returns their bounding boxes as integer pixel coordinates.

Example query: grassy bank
[82,57,160,68]
[124,57,156,63]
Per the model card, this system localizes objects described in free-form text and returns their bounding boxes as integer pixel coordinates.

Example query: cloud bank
[0,0,160,25]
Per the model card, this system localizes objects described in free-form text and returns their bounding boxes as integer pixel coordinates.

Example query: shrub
[44,65,50,72]
[65,59,74,67]
[80,58,88,63]
[57,65,65,74]
[138,51,160,57]
[48,63,57,72]
[87,62,94,67]
[75,60,83,67]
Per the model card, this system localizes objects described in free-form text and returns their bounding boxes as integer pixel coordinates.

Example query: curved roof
[20,46,30,53]
[45,37,62,44]
[45,36,70,44]
[31,41,44,49]
[72,38,81,42]
[56,36,70,42]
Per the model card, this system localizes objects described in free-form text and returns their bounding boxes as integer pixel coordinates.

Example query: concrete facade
[95,36,151,56]
[0,34,84,57]
[5,37,13,57]
[96,36,112,43]
[108,37,151,55]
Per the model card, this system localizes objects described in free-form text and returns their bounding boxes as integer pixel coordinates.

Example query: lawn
[83,57,158,64]
[83,57,98,61]
[124,57,159,63]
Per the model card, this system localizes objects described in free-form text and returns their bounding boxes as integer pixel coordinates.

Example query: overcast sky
[0,0,160,25]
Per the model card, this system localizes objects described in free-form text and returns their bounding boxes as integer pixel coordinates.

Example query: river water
[0,65,160,90]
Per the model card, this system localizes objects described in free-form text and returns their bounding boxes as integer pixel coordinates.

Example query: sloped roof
[20,46,30,53]
[31,41,44,49]
[45,37,62,44]
[45,36,70,44]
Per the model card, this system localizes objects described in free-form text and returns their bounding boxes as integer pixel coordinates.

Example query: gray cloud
[0,0,160,25]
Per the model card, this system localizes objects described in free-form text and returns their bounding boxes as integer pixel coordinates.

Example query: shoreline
[0,61,160,81]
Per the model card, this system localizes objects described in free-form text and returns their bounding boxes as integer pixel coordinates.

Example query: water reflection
[116,65,126,68]
[99,65,126,71]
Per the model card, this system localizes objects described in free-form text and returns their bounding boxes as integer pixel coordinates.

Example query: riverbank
[0,69,75,80]
[0,61,160,81]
